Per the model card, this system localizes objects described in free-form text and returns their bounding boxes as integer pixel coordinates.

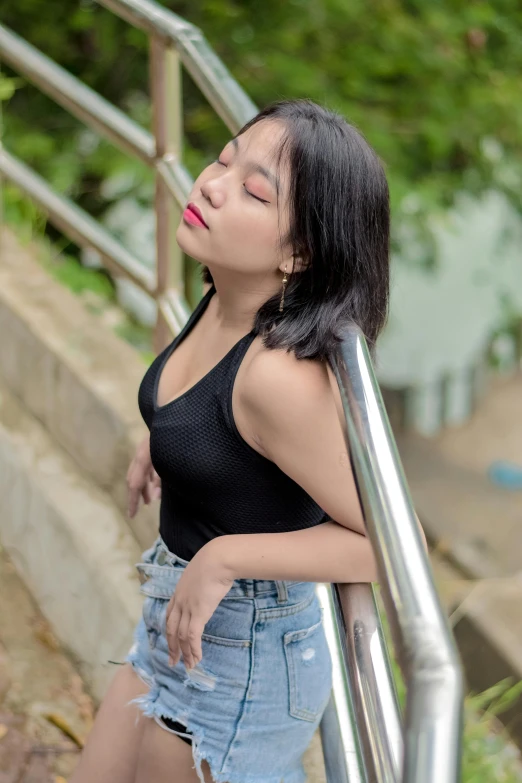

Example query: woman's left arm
[166,351,427,669]
[208,351,425,584]
[206,519,378,585]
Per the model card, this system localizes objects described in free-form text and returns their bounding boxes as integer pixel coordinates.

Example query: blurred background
[0,0,521,780]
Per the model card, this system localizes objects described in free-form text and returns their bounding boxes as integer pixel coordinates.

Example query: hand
[166,542,234,670]
[126,433,161,518]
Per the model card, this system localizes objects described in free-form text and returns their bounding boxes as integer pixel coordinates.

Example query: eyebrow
[229,137,280,194]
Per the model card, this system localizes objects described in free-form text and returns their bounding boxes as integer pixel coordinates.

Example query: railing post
[317,583,367,783]
[330,329,464,783]
[336,583,403,781]
[150,36,184,353]
[317,579,403,783]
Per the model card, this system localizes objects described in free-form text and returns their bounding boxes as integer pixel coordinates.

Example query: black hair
[201,98,390,364]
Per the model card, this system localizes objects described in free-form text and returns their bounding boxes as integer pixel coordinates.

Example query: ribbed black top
[138,284,329,560]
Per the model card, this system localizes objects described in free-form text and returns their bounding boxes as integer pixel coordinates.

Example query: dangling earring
[279,264,288,312]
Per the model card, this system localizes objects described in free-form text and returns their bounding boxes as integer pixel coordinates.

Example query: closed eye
[211,159,269,203]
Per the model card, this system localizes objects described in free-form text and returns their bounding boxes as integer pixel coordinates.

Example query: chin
[175,224,195,254]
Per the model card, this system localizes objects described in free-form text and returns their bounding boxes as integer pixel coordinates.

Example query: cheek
[231,200,281,243]
[229,215,281,268]
[234,211,273,242]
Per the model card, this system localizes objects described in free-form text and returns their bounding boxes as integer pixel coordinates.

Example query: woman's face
[176,120,293,280]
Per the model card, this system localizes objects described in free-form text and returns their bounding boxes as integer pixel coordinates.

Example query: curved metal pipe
[329,327,464,783]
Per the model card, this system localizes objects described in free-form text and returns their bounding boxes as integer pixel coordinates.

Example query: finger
[177,612,194,670]
[127,456,154,515]
[187,620,203,667]
[145,469,159,503]
[166,603,181,666]
[142,480,152,505]
[127,477,142,518]
[151,470,162,500]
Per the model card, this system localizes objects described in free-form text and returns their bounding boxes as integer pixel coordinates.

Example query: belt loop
[276,580,288,604]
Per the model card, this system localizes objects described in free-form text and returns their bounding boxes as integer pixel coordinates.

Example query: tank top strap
[176,284,216,343]
[220,326,258,450]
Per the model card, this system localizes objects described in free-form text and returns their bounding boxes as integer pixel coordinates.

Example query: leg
[134,718,218,783]
[69,663,149,783]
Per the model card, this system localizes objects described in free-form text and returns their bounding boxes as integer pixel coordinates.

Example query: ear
[292,254,308,274]
[280,253,307,276]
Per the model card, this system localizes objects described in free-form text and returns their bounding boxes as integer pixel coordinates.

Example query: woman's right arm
[126,432,161,518]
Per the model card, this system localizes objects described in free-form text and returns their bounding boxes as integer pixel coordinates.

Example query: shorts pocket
[284,616,333,722]
[142,594,165,632]
[142,595,167,650]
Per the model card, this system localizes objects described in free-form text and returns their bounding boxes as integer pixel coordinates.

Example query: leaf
[485,679,522,717]
[43,712,84,748]
[466,678,515,712]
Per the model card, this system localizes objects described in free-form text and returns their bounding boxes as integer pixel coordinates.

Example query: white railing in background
[0,2,463,780]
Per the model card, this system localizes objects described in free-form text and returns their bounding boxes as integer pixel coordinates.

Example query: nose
[200,172,226,208]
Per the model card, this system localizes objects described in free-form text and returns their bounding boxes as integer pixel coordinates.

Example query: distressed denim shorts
[124,535,333,783]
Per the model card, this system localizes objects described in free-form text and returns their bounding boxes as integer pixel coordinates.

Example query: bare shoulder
[242,346,331,418]
[239,344,365,535]
[242,343,347,429]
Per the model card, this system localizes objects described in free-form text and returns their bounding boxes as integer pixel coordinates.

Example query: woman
[71,98,389,783]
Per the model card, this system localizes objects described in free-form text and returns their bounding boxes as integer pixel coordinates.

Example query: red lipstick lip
[186,203,209,228]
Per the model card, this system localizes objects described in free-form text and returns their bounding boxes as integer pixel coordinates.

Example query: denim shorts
[124,535,333,783]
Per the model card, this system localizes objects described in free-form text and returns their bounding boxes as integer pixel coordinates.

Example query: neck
[206,268,281,333]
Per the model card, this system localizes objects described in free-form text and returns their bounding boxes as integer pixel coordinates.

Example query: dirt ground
[0,541,326,783]
[0,543,94,783]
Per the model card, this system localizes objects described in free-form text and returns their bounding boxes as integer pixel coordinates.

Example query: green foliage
[2,0,522,266]
[377,586,522,782]
[463,681,522,782]
[1,184,154,362]
[0,73,20,102]
[389,652,522,781]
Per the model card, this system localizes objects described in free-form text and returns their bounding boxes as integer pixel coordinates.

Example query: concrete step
[0,378,143,702]
[430,549,522,744]
[398,405,522,747]
[0,544,95,781]
[0,227,157,550]
[0,377,329,779]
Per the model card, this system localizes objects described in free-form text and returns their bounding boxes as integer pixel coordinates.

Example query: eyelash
[211,159,269,203]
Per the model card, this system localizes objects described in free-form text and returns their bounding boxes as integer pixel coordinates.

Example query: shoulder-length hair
[201,98,390,364]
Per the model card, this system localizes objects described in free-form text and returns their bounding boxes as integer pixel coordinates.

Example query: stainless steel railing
[0,1,463,780]
[328,329,463,782]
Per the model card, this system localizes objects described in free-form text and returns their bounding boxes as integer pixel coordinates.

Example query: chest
[153,326,269,460]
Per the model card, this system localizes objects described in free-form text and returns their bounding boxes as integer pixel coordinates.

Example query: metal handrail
[0,25,154,164]
[0,147,156,293]
[99,0,257,132]
[329,329,463,781]
[0,22,194,336]
[0,0,463,779]
[318,581,403,782]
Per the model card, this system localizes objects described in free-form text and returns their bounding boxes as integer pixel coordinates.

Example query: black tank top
[138,284,329,560]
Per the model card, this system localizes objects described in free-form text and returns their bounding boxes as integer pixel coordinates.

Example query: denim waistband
[141,535,312,604]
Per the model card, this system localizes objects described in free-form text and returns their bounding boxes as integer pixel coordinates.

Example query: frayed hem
[193,742,306,783]
[125,689,208,783]
[123,661,306,783]
[152,714,193,742]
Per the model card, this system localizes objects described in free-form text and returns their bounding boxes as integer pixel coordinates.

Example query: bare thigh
[69,663,149,783]
[134,719,220,783]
